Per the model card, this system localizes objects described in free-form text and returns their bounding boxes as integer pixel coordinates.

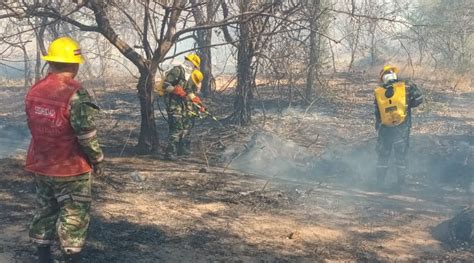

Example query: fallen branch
[119,127,134,157]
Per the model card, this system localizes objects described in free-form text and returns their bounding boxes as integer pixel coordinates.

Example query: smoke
[223,130,473,190]
[223,131,374,187]
[224,132,320,180]
[0,121,30,158]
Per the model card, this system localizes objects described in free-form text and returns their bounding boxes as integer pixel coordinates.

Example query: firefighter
[181,69,205,155]
[162,54,205,161]
[25,37,104,262]
[374,65,423,190]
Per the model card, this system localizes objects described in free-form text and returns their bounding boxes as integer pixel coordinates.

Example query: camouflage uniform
[29,88,103,254]
[374,79,423,186]
[163,65,199,158]
[30,173,91,251]
[181,76,201,155]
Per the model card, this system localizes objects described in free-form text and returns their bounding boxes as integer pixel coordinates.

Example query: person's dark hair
[49,61,75,71]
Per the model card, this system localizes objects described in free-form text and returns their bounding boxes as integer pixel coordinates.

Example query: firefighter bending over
[161,54,205,161]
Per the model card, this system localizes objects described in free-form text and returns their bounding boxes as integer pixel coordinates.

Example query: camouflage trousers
[376,125,410,183]
[165,97,195,155]
[29,172,91,254]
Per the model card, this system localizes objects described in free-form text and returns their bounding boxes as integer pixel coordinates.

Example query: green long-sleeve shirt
[69,88,104,164]
[163,65,198,94]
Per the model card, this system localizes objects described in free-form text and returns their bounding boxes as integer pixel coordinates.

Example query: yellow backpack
[154,71,166,97]
[374,81,407,127]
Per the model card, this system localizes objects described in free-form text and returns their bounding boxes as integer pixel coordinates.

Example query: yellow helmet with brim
[42,37,84,64]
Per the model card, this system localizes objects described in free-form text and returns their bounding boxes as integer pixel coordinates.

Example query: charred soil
[0,73,473,262]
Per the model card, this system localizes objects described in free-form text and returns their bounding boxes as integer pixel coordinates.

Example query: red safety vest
[25,73,92,176]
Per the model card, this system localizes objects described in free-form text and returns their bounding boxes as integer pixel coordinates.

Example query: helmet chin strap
[383,72,397,84]
[184,60,194,71]
[183,61,194,80]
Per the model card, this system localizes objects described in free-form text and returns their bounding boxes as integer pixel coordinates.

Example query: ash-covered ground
[0,73,473,262]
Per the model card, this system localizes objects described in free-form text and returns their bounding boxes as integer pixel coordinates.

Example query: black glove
[92,162,105,177]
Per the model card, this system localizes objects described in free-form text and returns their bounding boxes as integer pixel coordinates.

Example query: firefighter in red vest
[374,65,423,191]
[25,37,104,263]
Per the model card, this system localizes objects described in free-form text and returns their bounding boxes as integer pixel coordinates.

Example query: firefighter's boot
[64,252,81,263]
[164,143,178,161]
[376,165,388,188]
[396,165,408,187]
[177,140,192,156]
[37,245,51,263]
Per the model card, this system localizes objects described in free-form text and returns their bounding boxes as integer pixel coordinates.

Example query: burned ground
[0,73,472,262]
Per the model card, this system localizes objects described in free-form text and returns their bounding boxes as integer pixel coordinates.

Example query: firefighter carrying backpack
[374,81,407,127]
[154,66,188,97]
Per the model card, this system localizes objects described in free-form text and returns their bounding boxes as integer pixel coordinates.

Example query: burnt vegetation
[0,0,473,262]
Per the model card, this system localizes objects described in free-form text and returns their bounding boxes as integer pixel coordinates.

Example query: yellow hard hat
[185,53,201,68]
[191,70,204,86]
[42,37,84,64]
[379,65,399,80]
